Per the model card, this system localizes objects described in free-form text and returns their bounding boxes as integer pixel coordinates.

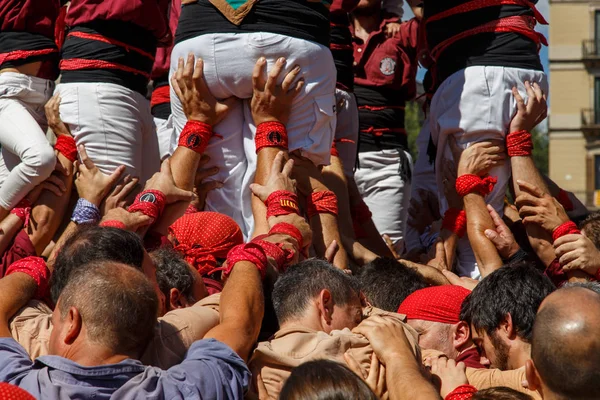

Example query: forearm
[169,146,202,191]
[27,154,74,255]
[0,273,37,337]
[439,229,459,268]
[253,148,287,238]
[203,261,264,361]
[309,212,349,269]
[463,194,502,276]
[0,214,24,256]
[47,221,78,270]
[386,355,440,400]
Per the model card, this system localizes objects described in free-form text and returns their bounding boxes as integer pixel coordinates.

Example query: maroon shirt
[66,0,171,42]
[152,0,182,81]
[0,230,36,278]
[456,347,487,369]
[0,0,60,38]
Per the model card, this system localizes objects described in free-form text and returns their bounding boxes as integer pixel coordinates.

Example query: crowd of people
[0,0,599,399]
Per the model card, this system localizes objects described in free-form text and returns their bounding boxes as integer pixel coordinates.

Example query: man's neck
[279,316,325,334]
[508,340,531,370]
[352,8,382,41]
[61,342,133,367]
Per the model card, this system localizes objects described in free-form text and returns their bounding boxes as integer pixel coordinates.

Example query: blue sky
[404,0,550,81]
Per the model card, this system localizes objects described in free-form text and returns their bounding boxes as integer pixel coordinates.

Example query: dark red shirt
[456,347,487,369]
[66,0,171,42]
[152,0,182,81]
[0,0,60,38]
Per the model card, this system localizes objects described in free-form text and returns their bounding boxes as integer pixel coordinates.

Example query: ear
[64,307,82,345]
[169,288,186,310]
[318,289,334,324]
[501,313,517,340]
[525,359,541,392]
[453,321,471,349]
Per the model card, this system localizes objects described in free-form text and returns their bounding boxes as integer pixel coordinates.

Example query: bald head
[58,261,158,356]
[531,287,600,399]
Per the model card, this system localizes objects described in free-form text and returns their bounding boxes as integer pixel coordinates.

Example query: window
[595,155,600,191]
[595,77,600,124]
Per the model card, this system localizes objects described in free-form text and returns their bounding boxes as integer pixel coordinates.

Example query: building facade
[549,0,600,205]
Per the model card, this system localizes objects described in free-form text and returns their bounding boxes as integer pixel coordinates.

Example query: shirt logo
[380,57,397,76]
[140,193,157,203]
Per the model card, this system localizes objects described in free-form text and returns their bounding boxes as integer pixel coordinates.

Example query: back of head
[152,247,196,303]
[460,262,555,341]
[531,287,600,399]
[58,261,158,356]
[168,211,243,275]
[272,259,361,325]
[580,211,600,249]
[279,359,378,400]
[471,387,533,400]
[51,225,145,303]
[358,257,427,312]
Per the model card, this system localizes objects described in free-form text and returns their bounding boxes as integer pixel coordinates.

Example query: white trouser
[55,82,161,183]
[334,88,359,177]
[355,149,413,254]
[155,115,173,161]
[0,72,55,209]
[430,65,548,277]
[404,116,438,253]
[170,32,337,237]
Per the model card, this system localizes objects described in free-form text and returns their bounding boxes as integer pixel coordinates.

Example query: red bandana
[0,383,35,400]
[168,212,244,276]
[398,285,471,324]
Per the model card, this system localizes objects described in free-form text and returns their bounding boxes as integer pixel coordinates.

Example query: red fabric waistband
[0,48,57,66]
[358,105,406,111]
[67,31,155,61]
[360,127,407,137]
[429,15,547,62]
[60,58,151,79]
[151,85,171,108]
[426,0,547,25]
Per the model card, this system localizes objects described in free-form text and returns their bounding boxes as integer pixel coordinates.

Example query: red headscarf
[0,383,35,400]
[398,285,471,324]
[168,212,243,276]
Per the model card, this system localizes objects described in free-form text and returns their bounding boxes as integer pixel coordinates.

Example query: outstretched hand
[171,53,234,126]
[144,159,196,204]
[484,204,520,259]
[45,95,71,137]
[515,180,569,234]
[509,81,547,133]
[75,145,126,206]
[449,136,506,177]
[250,151,295,202]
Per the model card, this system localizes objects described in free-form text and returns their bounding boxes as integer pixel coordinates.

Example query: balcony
[582,109,600,139]
[583,40,600,67]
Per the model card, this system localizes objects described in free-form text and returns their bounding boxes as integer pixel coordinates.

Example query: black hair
[152,248,196,303]
[272,259,361,325]
[357,257,427,312]
[460,261,555,342]
[50,225,145,303]
[279,359,378,400]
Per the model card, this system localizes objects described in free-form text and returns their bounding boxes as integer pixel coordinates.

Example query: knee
[20,142,56,182]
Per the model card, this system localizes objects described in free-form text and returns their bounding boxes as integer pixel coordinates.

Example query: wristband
[99,220,126,229]
[503,247,528,264]
[441,208,467,238]
[269,222,304,250]
[251,239,295,272]
[222,243,268,280]
[307,191,338,219]
[506,130,533,157]
[444,384,478,400]
[185,203,200,215]
[455,174,497,197]
[552,221,580,243]
[178,120,213,154]
[6,256,50,299]
[71,198,101,225]
[55,135,77,163]
[128,189,167,222]
[556,189,574,212]
[265,190,300,218]
[10,198,31,225]
[255,121,288,153]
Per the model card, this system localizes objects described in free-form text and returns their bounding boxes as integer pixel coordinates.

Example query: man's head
[272,259,363,333]
[152,247,208,311]
[526,287,600,400]
[50,225,166,316]
[358,258,427,312]
[580,211,600,249]
[399,285,471,359]
[460,262,555,370]
[353,0,381,14]
[49,261,158,360]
